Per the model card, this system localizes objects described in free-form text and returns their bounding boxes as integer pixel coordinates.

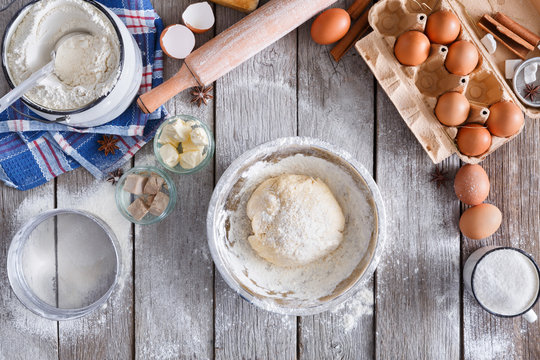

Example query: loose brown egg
[425,10,461,45]
[486,101,524,137]
[459,203,502,240]
[454,164,490,205]
[456,123,491,157]
[311,8,351,45]
[445,40,479,76]
[394,30,431,66]
[435,91,470,126]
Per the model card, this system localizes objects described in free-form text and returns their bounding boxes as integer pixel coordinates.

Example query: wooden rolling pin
[137,0,337,114]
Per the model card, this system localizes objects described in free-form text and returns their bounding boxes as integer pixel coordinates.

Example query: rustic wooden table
[1,0,539,359]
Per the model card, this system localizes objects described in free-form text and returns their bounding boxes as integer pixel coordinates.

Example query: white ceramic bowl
[1,0,142,127]
[207,137,386,315]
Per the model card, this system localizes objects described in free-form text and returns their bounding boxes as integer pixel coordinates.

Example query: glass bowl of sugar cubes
[153,115,215,174]
[115,166,177,225]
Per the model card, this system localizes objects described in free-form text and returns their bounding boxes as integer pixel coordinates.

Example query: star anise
[524,83,540,101]
[190,86,213,107]
[107,168,124,185]
[430,166,449,188]
[97,135,120,156]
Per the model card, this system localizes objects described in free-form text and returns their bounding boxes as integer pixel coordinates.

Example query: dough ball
[246,174,345,267]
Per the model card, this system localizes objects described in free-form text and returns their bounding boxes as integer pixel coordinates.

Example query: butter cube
[123,174,148,195]
[143,174,165,195]
[172,119,192,142]
[127,197,149,221]
[179,150,204,169]
[159,144,180,168]
[149,191,170,216]
[209,0,258,12]
[158,124,180,147]
[190,127,209,146]
[181,139,205,153]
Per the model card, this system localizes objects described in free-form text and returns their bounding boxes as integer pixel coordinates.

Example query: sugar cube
[505,59,522,79]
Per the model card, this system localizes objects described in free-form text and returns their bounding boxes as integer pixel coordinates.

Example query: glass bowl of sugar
[464,246,540,322]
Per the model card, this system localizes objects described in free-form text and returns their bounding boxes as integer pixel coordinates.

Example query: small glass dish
[153,115,215,174]
[115,166,177,225]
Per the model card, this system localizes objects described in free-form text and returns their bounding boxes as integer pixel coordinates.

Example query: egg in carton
[355,0,526,164]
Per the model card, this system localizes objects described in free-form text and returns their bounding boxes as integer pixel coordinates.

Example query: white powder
[6,0,120,110]
[473,249,540,315]
[332,286,374,332]
[215,154,376,310]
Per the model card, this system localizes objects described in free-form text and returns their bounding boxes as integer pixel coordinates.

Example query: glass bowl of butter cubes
[115,166,177,225]
[153,115,215,174]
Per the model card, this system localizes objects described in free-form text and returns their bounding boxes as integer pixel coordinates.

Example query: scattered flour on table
[331,287,374,332]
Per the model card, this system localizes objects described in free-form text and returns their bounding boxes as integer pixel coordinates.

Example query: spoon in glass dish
[0,31,91,114]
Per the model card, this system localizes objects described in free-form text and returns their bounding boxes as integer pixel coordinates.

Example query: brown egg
[454,164,490,205]
[394,30,431,66]
[456,123,491,157]
[459,203,502,240]
[445,40,479,76]
[425,10,461,44]
[435,91,470,126]
[486,101,524,137]
[311,8,351,45]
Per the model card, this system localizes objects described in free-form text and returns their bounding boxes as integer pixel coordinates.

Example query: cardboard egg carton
[355,0,540,164]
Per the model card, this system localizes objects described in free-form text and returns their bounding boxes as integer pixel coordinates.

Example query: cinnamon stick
[347,0,370,20]
[331,9,370,62]
[478,14,533,59]
[494,12,540,47]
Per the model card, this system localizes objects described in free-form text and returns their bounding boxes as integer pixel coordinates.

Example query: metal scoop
[0,31,91,114]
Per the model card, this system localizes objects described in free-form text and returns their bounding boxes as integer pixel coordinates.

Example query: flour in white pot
[473,249,540,315]
[6,0,120,110]
[215,154,376,309]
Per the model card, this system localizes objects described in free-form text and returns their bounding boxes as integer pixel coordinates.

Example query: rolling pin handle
[137,64,199,114]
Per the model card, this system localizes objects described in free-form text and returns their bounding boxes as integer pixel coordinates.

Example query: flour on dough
[246,174,345,267]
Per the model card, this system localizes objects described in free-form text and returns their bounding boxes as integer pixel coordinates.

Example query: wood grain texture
[297,0,376,357]
[134,1,215,359]
[0,184,58,360]
[463,118,540,360]
[213,2,297,359]
[186,0,337,85]
[0,1,58,359]
[53,168,132,360]
[375,84,461,359]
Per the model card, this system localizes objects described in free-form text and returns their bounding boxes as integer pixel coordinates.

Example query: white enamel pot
[1,0,142,128]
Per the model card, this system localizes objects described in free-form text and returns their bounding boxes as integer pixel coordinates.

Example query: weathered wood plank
[55,168,133,360]
[0,183,58,360]
[133,1,215,359]
[375,84,461,359]
[213,2,298,359]
[296,0,376,356]
[463,119,540,360]
[0,1,58,358]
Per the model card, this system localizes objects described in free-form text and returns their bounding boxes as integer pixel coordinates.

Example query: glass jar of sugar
[464,246,540,323]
